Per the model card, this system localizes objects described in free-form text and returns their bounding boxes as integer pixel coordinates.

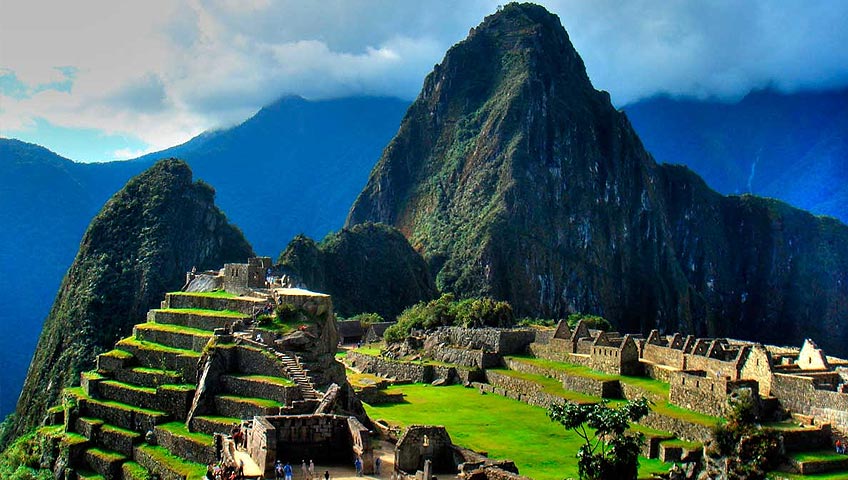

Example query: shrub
[384,294,515,343]
[567,313,611,332]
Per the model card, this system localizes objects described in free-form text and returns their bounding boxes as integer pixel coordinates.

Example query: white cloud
[1,0,847,159]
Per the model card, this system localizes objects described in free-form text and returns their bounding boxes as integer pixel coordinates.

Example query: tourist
[837,439,845,454]
[205,464,214,480]
[375,457,382,476]
[284,462,294,480]
[354,456,363,476]
[275,460,284,480]
[302,459,309,479]
[309,459,315,479]
[324,470,330,480]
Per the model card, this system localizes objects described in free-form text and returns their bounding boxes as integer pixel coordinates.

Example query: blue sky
[2,0,847,162]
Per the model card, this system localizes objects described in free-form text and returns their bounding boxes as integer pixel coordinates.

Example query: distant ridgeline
[346,2,848,356]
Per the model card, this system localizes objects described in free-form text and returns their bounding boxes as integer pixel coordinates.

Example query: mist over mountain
[0,96,407,418]
[625,89,848,223]
[347,3,848,355]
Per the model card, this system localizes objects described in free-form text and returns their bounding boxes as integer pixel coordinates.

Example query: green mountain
[346,3,848,355]
[279,222,437,319]
[9,159,253,440]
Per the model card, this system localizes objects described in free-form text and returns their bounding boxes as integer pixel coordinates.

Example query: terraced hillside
[42,291,322,480]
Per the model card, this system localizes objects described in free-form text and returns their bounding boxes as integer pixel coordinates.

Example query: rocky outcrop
[346,3,848,355]
[12,159,253,441]
[279,222,437,319]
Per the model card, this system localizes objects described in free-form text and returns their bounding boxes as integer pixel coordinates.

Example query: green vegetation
[101,424,139,438]
[339,312,384,329]
[707,392,782,480]
[384,293,513,343]
[549,398,651,480]
[101,349,133,360]
[0,428,57,479]
[659,439,702,451]
[155,307,246,318]
[157,422,214,445]
[517,317,556,327]
[137,322,215,337]
[351,346,382,357]
[137,444,207,479]
[787,450,848,463]
[101,380,156,396]
[506,356,618,381]
[117,337,201,357]
[87,447,127,463]
[122,461,151,480]
[567,313,612,332]
[365,384,670,480]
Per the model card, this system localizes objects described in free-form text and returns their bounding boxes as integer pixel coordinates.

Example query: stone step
[76,470,105,480]
[79,396,169,434]
[189,415,242,436]
[83,446,128,480]
[98,424,143,457]
[111,366,181,389]
[213,394,283,418]
[134,322,213,352]
[147,307,249,332]
[115,337,200,383]
[96,349,136,373]
[154,422,217,465]
[96,381,159,412]
[161,292,267,314]
[133,443,209,480]
[788,450,848,475]
[122,461,152,480]
[221,374,300,404]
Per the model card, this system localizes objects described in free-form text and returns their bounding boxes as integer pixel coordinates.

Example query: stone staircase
[49,291,320,480]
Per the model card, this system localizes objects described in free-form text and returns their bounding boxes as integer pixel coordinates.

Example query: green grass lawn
[768,472,848,480]
[364,384,670,480]
[488,368,601,404]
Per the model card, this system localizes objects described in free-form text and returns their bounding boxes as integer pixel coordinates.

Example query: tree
[548,398,650,480]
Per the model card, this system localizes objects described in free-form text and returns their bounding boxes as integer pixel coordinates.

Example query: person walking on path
[301,460,309,479]
[284,462,293,480]
[837,439,845,454]
[375,457,382,476]
[275,460,284,480]
[309,459,315,479]
[324,470,330,480]
[354,457,363,476]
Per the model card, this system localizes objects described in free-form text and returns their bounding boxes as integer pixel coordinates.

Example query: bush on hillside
[383,294,513,343]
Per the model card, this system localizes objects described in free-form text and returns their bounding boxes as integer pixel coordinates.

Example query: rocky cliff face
[11,159,253,440]
[279,222,437,319]
[347,3,848,354]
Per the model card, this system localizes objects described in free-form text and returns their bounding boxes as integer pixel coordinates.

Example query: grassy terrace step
[135,443,208,480]
[122,461,151,480]
[221,374,299,405]
[149,307,250,331]
[213,394,283,417]
[116,337,200,380]
[190,415,242,436]
[76,470,105,480]
[83,446,128,479]
[155,422,217,465]
[67,387,169,433]
[99,423,143,456]
[111,366,182,388]
[787,450,848,475]
[97,349,135,372]
[134,322,214,352]
[162,291,266,315]
[488,368,601,404]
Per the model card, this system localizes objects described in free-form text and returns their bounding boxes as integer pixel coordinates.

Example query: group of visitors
[204,458,245,480]
[231,423,249,449]
[275,459,330,480]
[837,439,845,454]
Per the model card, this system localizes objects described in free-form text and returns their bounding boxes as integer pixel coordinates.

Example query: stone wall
[428,327,535,355]
[154,425,217,465]
[642,343,686,370]
[162,293,265,315]
[395,425,455,473]
[772,373,848,434]
[739,345,775,396]
[427,345,500,369]
[261,414,359,465]
[503,358,619,398]
[345,351,475,385]
[668,371,755,417]
[528,340,572,363]
[639,412,713,443]
[148,309,246,332]
[479,374,567,408]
